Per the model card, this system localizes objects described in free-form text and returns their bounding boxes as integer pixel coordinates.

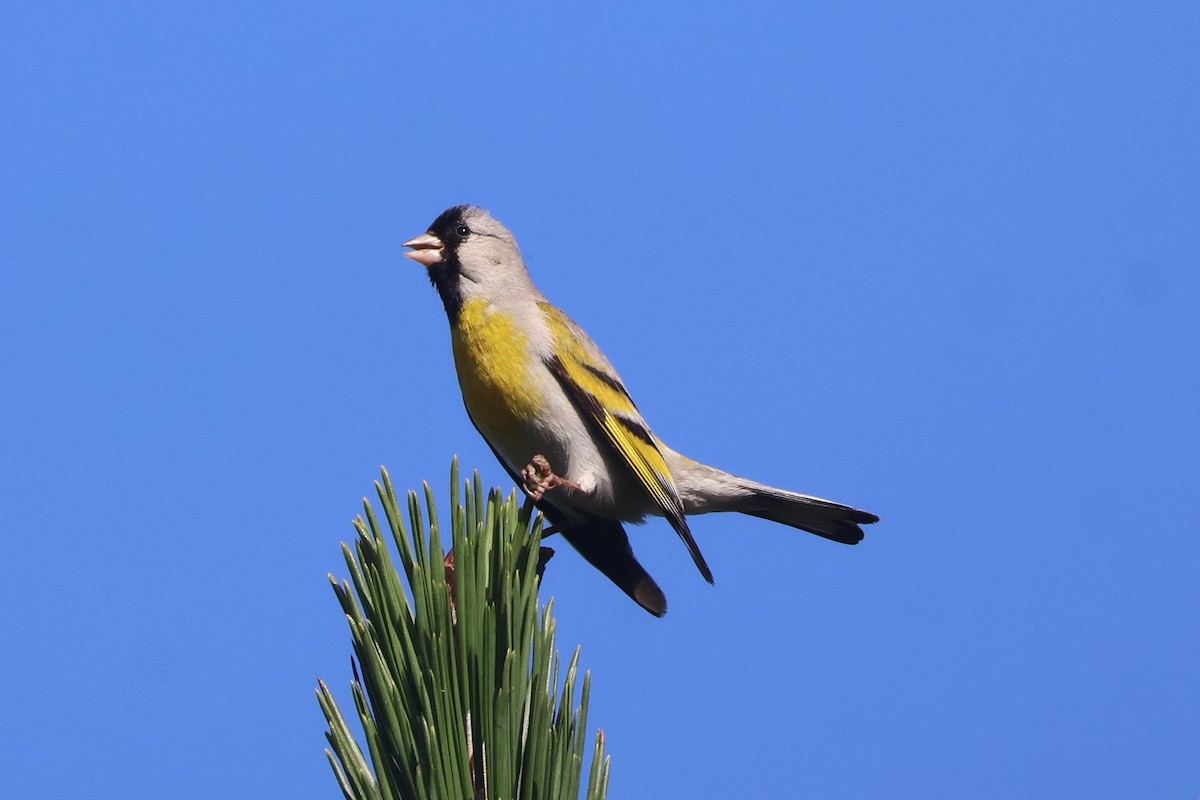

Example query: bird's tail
[735,483,878,544]
[664,451,878,545]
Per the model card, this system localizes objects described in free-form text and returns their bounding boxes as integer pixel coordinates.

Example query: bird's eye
[455,224,470,237]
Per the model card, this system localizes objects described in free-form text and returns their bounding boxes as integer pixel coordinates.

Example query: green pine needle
[319,460,609,800]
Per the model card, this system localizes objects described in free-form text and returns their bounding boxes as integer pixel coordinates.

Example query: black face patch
[422,205,476,322]
[428,205,475,247]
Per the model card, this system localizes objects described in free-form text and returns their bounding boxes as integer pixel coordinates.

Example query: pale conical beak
[402,232,444,267]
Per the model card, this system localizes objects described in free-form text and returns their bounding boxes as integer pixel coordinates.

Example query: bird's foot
[521,454,581,501]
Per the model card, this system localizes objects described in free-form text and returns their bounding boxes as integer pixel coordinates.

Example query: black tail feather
[743,487,879,545]
[559,518,668,617]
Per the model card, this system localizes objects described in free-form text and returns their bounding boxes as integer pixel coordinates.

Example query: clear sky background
[3,3,1198,798]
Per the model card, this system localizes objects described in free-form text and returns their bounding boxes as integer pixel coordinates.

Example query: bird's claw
[521,454,581,501]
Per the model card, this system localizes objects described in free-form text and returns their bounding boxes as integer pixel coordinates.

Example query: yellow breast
[451,299,544,449]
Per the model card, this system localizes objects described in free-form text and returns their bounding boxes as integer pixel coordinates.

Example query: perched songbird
[404,205,878,616]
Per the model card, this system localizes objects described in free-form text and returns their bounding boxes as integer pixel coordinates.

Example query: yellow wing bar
[541,305,713,583]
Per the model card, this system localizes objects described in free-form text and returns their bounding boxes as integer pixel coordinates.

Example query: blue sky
[3,2,1198,798]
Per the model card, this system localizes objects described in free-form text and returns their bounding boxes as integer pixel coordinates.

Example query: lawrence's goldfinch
[404,205,878,616]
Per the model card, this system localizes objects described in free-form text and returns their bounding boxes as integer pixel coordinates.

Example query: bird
[403,205,878,616]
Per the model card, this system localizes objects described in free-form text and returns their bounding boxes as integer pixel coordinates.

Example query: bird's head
[403,205,533,320]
